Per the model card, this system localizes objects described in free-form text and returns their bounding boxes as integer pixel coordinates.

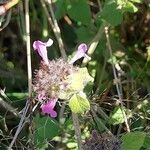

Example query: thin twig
[97,0,102,12]
[0,97,20,117]
[41,0,67,60]
[25,0,34,149]
[104,26,130,132]
[82,23,106,66]
[0,0,19,15]
[25,0,32,97]
[0,10,11,31]
[8,100,30,150]
[48,0,67,60]
[91,107,112,135]
[8,0,32,149]
[72,113,83,150]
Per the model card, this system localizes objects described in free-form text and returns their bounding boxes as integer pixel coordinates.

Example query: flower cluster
[33,38,91,118]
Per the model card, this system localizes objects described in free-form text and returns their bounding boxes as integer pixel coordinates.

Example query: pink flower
[37,91,46,102]
[33,38,53,64]
[40,98,58,118]
[69,43,91,64]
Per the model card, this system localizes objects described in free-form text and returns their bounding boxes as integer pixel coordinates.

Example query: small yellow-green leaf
[69,93,90,113]
[67,67,94,92]
[124,1,138,13]
[109,106,125,125]
[130,0,142,3]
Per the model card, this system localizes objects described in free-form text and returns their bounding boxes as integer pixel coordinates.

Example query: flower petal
[33,38,53,64]
[37,91,46,102]
[69,43,88,64]
[40,98,58,118]
[45,38,53,47]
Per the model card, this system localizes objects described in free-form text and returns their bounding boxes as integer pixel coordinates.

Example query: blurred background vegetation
[0,0,150,149]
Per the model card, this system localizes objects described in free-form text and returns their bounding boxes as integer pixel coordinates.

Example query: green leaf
[65,0,91,25]
[122,132,146,150]
[55,0,66,20]
[124,1,138,13]
[75,26,94,43]
[109,106,125,125]
[6,92,28,100]
[69,93,90,113]
[33,114,60,149]
[100,1,123,26]
[130,0,142,3]
[143,135,150,149]
[67,67,94,92]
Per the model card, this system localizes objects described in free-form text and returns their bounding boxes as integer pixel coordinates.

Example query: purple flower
[40,98,58,118]
[33,38,53,64]
[69,43,91,64]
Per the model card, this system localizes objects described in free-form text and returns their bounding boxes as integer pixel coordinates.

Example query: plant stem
[0,0,19,15]
[82,23,105,66]
[41,0,67,60]
[8,1,33,149]
[8,100,30,150]
[104,26,130,132]
[25,0,32,97]
[0,97,20,117]
[72,113,83,150]
[48,0,67,60]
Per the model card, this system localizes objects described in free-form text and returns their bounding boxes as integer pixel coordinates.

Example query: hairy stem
[105,26,130,132]
[48,0,67,60]
[8,100,30,150]
[72,113,83,150]
[41,0,67,60]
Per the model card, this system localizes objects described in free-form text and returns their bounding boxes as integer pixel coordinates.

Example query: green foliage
[109,106,125,125]
[122,132,146,150]
[69,93,90,113]
[100,0,123,26]
[65,0,91,25]
[143,135,150,149]
[33,114,60,149]
[0,0,150,149]
[55,0,66,20]
[116,0,143,13]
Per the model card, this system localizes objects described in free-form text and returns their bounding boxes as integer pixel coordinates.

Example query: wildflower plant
[33,38,93,117]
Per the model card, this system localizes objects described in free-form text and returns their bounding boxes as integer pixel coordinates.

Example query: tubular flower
[33,39,93,117]
[33,58,77,117]
[40,98,58,118]
[33,38,53,65]
[69,43,91,64]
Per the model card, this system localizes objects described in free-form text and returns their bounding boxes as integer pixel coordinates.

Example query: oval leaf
[109,106,125,125]
[69,93,90,113]
[122,132,146,150]
[65,0,91,25]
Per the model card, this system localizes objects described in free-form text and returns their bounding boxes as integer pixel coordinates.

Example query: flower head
[33,40,93,117]
[33,38,53,64]
[69,43,90,64]
[33,58,77,117]
[40,98,58,118]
